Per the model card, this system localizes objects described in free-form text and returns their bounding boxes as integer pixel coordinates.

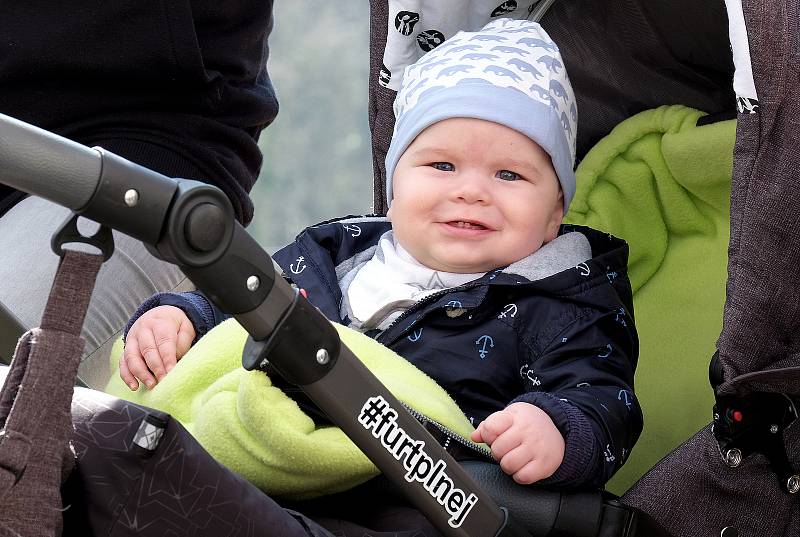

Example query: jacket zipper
[401,403,493,460]
[376,281,485,344]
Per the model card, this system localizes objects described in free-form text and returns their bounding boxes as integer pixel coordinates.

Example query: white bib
[346,231,483,329]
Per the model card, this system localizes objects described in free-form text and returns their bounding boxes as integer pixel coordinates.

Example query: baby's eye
[431,162,455,172]
[497,170,520,181]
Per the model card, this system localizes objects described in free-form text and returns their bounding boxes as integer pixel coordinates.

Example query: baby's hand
[120,305,195,391]
[470,402,565,485]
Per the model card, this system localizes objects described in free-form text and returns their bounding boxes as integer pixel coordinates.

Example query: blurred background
[251,1,374,252]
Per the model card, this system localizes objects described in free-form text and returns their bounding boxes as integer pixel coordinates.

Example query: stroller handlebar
[0,113,102,211]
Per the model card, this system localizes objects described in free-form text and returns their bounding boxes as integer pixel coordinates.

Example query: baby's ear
[545,191,565,242]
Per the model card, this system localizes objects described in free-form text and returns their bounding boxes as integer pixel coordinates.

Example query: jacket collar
[280,216,629,293]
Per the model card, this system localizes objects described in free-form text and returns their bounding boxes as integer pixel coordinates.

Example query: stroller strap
[0,247,104,536]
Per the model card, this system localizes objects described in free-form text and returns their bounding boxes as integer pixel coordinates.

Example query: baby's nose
[454,173,491,203]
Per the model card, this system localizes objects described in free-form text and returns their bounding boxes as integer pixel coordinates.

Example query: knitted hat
[385,18,578,212]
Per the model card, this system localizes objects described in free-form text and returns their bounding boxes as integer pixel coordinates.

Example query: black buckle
[710,353,800,494]
[51,213,115,261]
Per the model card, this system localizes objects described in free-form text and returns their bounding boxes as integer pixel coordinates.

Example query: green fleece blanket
[566,105,735,494]
[106,320,479,500]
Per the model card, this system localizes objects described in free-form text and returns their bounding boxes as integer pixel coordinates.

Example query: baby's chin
[429,258,509,274]
[414,244,545,274]
[441,251,544,274]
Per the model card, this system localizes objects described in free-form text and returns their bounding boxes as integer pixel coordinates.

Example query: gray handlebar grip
[0,113,102,210]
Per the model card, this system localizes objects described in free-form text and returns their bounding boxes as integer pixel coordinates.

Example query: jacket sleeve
[123,291,230,344]
[511,306,642,490]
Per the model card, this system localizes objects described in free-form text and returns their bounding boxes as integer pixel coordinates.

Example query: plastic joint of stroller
[50,213,115,261]
[709,352,800,494]
[241,284,340,386]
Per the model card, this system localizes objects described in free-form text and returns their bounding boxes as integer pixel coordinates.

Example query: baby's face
[388,117,564,274]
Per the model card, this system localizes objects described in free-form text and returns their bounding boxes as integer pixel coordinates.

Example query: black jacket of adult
[0,0,279,224]
[129,217,643,490]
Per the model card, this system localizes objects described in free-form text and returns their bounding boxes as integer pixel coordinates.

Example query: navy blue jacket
[128,217,642,490]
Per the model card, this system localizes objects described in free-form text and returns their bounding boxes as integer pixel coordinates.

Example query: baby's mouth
[448,221,488,230]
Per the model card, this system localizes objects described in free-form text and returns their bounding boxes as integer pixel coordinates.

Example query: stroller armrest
[460,461,673,537]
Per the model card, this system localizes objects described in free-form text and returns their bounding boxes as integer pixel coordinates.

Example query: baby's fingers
[501,445,561,485]
[119,347,138,391]
[120,338,156,390]
[509,455,552,485]
[473,410,514,445]
[174,321,195,366]
[151,323,180,376]
[134,329,165,387]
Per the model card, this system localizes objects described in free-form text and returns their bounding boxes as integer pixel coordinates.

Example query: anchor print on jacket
[604,444,616,463]
[407,328,423,342]
[290,256,307,275]
[618,389,633,410]
[576,262,591,277]
[342,224,362,238]
[475,335,495,359]
[445,300,467,318]
[519,364,542,388]
[498,304,518,319]
[614,307,627,327]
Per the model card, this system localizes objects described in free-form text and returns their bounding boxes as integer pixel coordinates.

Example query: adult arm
[0,0,278,224]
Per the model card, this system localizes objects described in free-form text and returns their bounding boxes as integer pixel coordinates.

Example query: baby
[121,19,642,490]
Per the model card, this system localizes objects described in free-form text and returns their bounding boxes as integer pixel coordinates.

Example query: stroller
[0,1,797,536]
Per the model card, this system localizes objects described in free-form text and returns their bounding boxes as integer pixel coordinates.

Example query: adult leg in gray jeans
[0,196,194,388]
